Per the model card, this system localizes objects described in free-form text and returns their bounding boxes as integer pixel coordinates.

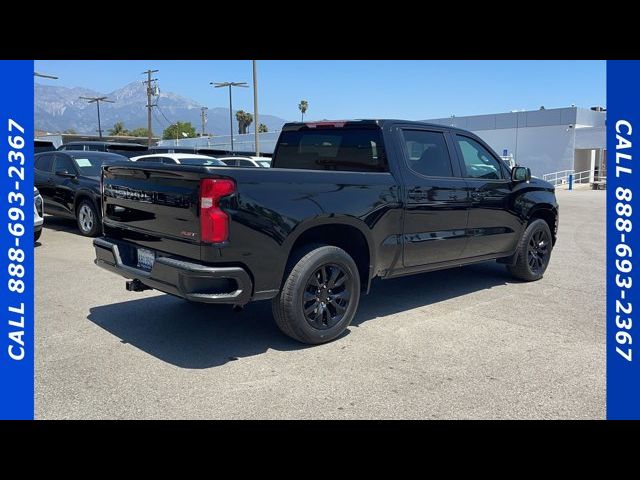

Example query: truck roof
[281,119,469,133]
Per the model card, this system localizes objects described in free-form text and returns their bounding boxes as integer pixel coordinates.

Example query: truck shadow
[87,261,515,369]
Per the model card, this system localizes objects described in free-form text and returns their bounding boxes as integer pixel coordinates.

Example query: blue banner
[0,60,34,419]
[607,60,640,419]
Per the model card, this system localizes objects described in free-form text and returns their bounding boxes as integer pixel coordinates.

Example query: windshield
[178,157,225,166]
[72,153,129,176]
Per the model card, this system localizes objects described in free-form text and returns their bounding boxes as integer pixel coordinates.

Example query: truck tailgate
[101,163,224,261]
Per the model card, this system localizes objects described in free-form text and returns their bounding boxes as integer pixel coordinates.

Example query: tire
[76,199,101,237]
[507,219,553,281]
[272,244,361,344]
[34,229,42,243]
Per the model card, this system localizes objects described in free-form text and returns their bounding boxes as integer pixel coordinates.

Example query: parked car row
[53,140,273,164]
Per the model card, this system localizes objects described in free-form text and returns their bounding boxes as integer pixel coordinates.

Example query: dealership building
[426,106,606,178]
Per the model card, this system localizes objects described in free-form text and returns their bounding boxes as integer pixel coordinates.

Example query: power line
[152,109,167,128]
[156,102,175,127]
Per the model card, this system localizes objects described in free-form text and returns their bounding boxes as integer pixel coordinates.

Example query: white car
[130,153,227,166]
[34,187,44,242]
[218,156,272,168]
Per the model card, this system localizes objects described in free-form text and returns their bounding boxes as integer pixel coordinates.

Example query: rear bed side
[99,163,403,301]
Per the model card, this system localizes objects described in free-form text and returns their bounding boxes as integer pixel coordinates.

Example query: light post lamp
[210,81,248,153]
[34,72,59,80]
[79,96,114,139]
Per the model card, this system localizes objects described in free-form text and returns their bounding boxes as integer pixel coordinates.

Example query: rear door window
[401,130,454,177]
[35,154,55,172]
[274,128,387,172]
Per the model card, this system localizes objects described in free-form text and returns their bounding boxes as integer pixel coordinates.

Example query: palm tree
[243,112,253,133]
[298,100,308,122]
[108,122,128,136]
[235,110,254,134]
[258,123,268,133]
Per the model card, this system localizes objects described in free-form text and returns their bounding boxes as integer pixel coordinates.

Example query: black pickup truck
[94,120,558,344]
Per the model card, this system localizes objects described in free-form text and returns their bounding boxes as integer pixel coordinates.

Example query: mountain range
[35,82,289,136]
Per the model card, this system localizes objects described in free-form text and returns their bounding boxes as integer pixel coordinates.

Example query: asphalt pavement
[35,188,605,419]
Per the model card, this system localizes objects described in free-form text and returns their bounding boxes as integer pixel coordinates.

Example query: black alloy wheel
[527,228,551,275]
[272,244,361,344]
[507,218,553,281]
[302,264,352,330]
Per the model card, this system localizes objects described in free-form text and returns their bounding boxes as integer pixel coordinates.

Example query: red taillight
[200,178,235,243]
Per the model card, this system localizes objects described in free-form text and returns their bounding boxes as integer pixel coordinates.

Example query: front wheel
[76,199,101,237]
[272,245,360,344]
[507,219,553,281]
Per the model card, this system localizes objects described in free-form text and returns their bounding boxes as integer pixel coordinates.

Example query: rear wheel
[272,245,360,344]
[76,199,101,237]
[507,219,553,281]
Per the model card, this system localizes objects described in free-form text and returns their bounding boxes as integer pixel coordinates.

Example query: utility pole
[252,60,259,157]
[79,96,114,139]
[200,107,208,137]
[142,69,159,147]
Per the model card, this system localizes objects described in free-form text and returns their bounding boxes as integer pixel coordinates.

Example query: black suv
[34,151,130,236]
[58,141,148,159]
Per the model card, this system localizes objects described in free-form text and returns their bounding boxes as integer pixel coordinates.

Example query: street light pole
[96,101,103,138]
[79,96,114,139]
[211,81,248,154]
[227,86,233,151]
[253,60,259,157]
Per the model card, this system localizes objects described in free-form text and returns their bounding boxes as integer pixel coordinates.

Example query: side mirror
[56,170,76,178]
[511,166,531,182]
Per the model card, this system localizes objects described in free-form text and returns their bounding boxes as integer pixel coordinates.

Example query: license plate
[136,248,155,271]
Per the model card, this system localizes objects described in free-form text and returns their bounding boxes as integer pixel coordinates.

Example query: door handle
[408,189,427,201]
[471,191,485,201]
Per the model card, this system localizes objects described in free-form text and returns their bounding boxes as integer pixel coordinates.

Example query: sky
[34,60,606,121]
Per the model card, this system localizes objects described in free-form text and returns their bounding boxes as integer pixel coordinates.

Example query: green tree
[258,123,268,133]
[298,100,308,121]
[129,127,150,138]
[63,128,77,134]
[162,121,197,140]
[235,110,254,134]
[108,122,128,136]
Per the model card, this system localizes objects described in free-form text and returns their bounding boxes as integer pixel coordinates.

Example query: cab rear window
[273,128,387,172]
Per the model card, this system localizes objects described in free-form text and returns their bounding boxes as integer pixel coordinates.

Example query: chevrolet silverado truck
[94,120,558,344]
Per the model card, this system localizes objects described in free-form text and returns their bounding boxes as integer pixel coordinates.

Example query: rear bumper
[93,237,253,305]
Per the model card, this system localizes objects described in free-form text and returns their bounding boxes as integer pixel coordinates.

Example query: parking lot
[35,189,605,419]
